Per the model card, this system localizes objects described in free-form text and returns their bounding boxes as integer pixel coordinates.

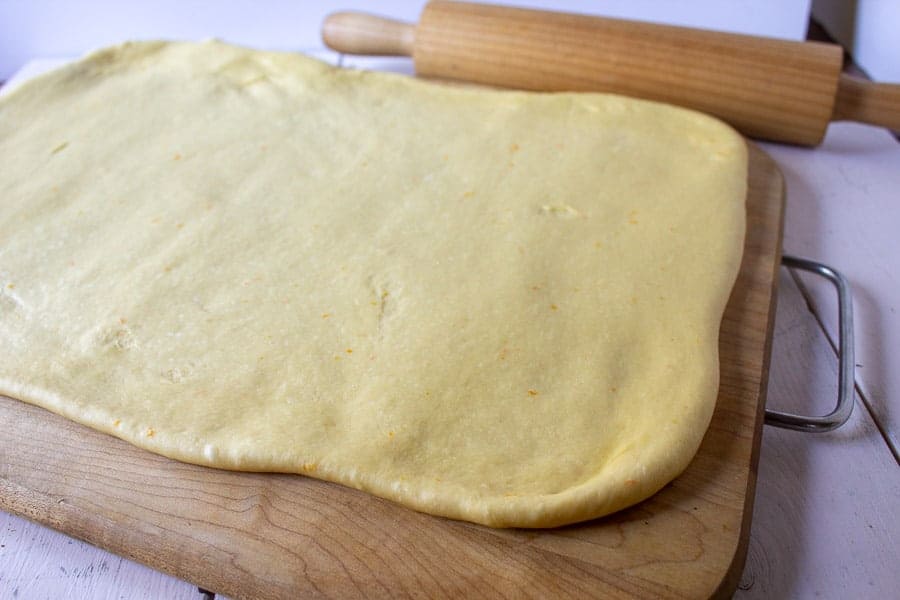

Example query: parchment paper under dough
[0,41,746,527]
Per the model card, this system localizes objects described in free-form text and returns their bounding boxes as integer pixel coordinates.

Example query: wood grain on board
[0,145,783,599]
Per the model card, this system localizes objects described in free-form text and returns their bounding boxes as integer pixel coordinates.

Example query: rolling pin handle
[833,73,900,132]
[322,12,415,57]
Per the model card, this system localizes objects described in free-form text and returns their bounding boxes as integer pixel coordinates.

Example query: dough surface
[0,41,746,527]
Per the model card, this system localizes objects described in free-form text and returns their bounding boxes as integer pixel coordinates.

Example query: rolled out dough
[0,41,746,527]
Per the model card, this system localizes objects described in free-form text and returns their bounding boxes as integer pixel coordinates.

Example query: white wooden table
[2,54,898,600]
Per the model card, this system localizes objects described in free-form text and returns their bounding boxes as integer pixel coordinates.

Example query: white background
[812,0,900,81]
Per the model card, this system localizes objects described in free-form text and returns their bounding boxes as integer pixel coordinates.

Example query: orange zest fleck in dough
[146,428,155,437]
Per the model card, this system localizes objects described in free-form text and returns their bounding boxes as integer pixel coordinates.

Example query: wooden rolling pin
[322,0,900,145]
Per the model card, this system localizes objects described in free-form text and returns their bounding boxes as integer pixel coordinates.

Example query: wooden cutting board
[0,143,783,599]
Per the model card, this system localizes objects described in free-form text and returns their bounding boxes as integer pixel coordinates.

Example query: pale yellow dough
[0,41,746,527]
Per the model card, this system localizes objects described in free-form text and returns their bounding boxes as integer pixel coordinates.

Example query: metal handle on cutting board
[765,256,854,432]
